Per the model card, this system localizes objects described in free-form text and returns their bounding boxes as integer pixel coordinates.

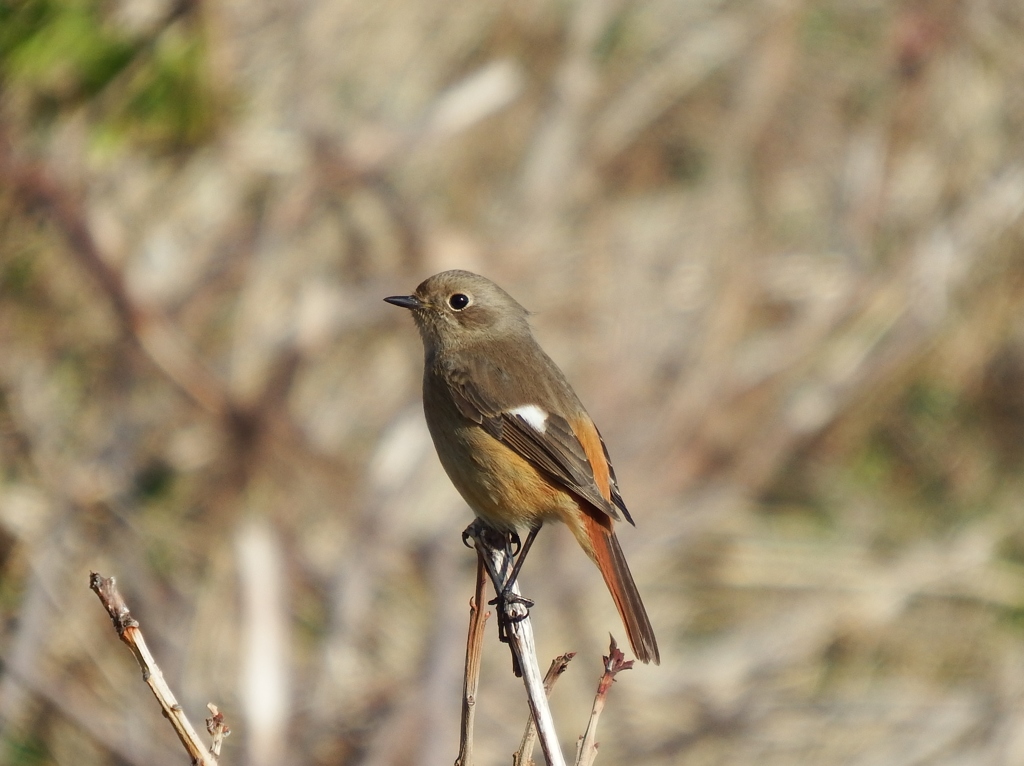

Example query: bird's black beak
[384,294,424,310]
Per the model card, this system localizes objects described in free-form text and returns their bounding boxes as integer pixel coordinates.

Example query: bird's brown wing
[442,358,630,524]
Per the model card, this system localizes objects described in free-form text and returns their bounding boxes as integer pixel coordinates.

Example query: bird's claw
[507,530,522,556]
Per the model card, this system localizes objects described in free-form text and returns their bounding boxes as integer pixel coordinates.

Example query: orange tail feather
[582,512,660,664]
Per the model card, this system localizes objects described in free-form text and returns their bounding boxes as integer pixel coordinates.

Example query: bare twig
[575,637,633,766]
[464,520,567,766]
[515,652,576,766]
[456,552,491,766]
[89,572,223,766]
[206,704,232,757]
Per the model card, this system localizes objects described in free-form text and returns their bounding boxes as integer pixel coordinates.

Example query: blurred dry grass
[2,0,1024,763]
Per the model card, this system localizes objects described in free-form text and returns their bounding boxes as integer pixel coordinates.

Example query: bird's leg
[463,520,542,678]
[489,523,542,648]
[500,523,541,603]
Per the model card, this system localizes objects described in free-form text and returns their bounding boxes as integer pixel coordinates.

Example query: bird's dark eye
[448,293,471,310]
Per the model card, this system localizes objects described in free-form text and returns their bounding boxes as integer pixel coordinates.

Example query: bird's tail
[581,511,660,665]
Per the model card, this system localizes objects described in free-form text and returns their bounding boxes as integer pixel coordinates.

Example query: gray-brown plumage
[385,270,659,664]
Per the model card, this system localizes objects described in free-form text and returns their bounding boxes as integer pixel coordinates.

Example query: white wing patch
[509,404,549,433]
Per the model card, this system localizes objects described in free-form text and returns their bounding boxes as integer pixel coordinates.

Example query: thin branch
[89,572,223,766]
[456,552,491,766]
[206,704,232,757]
[515,653,576,766]
[464,520,567,766]
[575,637,633,766]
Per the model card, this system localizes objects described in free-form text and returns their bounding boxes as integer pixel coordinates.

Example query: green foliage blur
[0,0,217,149]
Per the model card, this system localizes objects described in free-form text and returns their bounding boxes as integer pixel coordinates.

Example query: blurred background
[2,0,1024,763]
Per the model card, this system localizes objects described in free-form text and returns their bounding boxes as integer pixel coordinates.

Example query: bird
[385,270,659,664]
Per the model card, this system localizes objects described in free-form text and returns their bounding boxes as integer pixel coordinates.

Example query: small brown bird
[385,270,659,664]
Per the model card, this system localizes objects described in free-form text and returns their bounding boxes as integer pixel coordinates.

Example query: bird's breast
[422,381,572,530]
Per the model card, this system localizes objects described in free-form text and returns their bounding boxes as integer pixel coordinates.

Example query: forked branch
[89,572,225,766]
[463,521,567,766]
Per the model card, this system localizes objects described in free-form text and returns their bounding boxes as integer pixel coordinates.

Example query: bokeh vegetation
[2,0,1024,764]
